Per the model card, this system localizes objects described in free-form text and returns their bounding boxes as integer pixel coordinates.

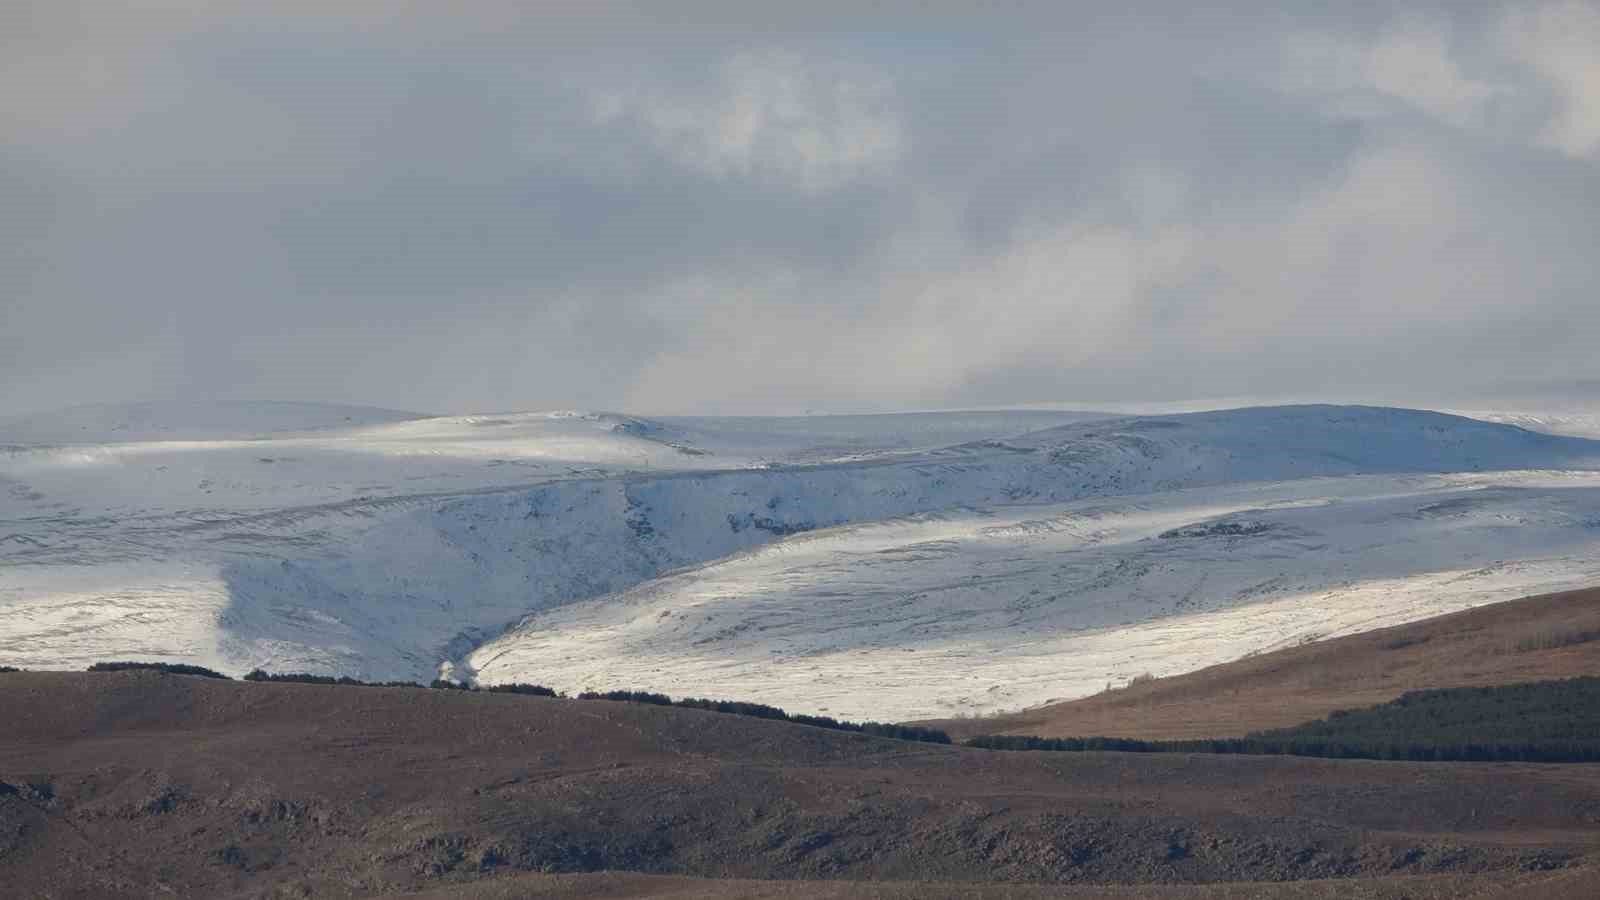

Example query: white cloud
[620,207,1199,411]
[1279,18,1502,131]
[588,50,902,192]
[619,129,1570,412]
[1364,21,1501,129]
[1206,143,1481,333]
[1499,1,1600,159]
[5,4,1599,417]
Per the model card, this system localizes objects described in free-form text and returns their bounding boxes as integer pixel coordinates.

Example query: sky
[3,1,1599,418]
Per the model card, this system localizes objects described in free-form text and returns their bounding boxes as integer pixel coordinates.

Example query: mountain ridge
[6,404,1600,720]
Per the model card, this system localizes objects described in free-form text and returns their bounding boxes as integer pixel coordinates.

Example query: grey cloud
[3,2,1597,417]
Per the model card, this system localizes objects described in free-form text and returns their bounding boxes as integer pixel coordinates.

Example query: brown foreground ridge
[381,866,1600,899]
[935,586,1600,742]
[4,669,1600,898]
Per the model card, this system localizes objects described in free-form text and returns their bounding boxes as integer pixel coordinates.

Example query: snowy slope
[1443,409,1600,441]
[0,403,1106,674]
[470,471,1600,719]
[0,400,428,444]
[4,402,1600,717]
[1,406,1107,519]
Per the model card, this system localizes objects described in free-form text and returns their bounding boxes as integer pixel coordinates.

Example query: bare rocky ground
[4,669,1600,898]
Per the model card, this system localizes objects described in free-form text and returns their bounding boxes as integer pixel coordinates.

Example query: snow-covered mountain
[4,401,1600,719]
[0,399,429,444]
[1445,409,1600,440]
[471,471,1600,719]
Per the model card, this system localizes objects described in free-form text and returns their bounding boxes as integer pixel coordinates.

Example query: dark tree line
[0,666,20,674]
[70,662,945,746]
[968,677,1600,764]
[87,661,231,679]
[965,733,1600,762]
[1254,677,1600,747]
[245,670,427,689]
[244,671,561,696]
[484,682,560,697]
[578,689,672,705]
[233,673,948,743]
[427,679,561,696]
[579,690,952,744]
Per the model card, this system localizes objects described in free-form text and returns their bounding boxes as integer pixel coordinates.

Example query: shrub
[860,722,953,744]
[790,713,848,730]
[245,670,345,685]
[677,697,788,719]
[241,670,423,688]
[578,689,672,705]
[579,688,952,745]
[0,666,20,674]
[484,683,561,697]
[1379,634,1428,651]
[87,661,230,680]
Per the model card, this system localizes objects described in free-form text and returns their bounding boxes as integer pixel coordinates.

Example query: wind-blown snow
[4,401,1600,719]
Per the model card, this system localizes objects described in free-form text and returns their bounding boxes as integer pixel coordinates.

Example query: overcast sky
[3,2,1598,417]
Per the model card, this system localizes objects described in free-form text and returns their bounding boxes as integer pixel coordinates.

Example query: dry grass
[1510,624,1600,653]
[385,867,1600,899]
[7,670,1600,898]
[929,586,1600,742]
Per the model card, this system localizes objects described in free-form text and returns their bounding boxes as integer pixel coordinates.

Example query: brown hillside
[385,866,1600,899]
[4,671,1599,898]
[935,586,1600,742]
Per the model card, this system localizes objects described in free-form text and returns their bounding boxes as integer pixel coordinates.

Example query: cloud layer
[3,2,1597,416]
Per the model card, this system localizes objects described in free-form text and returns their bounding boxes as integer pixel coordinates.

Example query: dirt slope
[935,586,1600,742]
[3,671,1598,898]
